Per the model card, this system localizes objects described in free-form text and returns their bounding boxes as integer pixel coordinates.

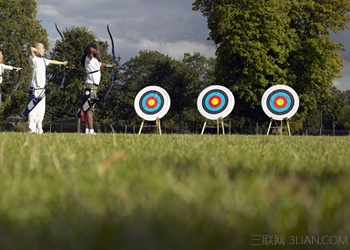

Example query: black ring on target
[134,86,171,121]
[139,91,164,115]
[261,85,299,120]
[202,90,229,115]
[197,85,235,120]
[266,89,294,116]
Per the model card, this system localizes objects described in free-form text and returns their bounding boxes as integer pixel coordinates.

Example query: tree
[45,26,112,123]
[181,53,216,131]
[193,0,350,132]
[110,50,191,128]
[338,90,350,130]
[108,51,216,131]
[182,52,216,88]
[320,87,348,131]
[98,50,166,126]
[0,0,49,120]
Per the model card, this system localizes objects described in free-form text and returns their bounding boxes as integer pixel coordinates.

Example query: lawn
[0,133,349,249]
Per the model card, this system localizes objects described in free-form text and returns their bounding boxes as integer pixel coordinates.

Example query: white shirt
[85,56,101,85]
[29,56,51,88]
[0,63,15,83]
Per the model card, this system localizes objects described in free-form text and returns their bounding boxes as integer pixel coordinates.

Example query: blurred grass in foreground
[0,133,349,250]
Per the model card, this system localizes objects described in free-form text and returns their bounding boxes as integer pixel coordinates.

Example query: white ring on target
[261,85,299,121]
[197,85,235,120]
[134,86,171,121]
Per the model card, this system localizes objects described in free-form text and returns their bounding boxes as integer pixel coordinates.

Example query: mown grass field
[0,133,349,250]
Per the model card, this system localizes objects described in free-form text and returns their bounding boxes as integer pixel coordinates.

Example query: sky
[35,0,350,91]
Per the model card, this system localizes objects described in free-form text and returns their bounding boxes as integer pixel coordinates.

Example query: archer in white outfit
[0,48,21,83]
[28,43,68,134]
[80,44,114,134]
[0,48,22,107]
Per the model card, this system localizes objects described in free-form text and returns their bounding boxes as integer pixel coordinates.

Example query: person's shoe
[89,131,97,135]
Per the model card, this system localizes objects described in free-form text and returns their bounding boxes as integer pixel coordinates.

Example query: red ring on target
[261,85,299,120]
[134,86,171,121]
[145,96,158,109]
[197,85,235,120]
[274,95,287,109]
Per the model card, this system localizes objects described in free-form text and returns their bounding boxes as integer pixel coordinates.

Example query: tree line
[1,0,350,134]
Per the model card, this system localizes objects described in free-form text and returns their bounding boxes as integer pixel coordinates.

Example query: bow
[50,23,67,98]
[8,41,23,100]
[103,24,119,99]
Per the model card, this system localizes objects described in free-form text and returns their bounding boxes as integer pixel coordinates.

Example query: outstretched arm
[100,62,116,68]
[86,47,115,68]
[49,60,68,66]
[2,64,21,71]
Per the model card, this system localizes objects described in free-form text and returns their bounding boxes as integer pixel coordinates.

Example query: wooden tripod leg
[280,120,283,136]
[156,117,162,135]
[138,119,145,135]
[201,118,207,135]
[217,119,219,134]
[220,117,225,135]
[267,118,273,135]
[286,118,291,136]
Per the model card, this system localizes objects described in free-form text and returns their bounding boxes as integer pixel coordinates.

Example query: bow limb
[103,24,117,100]
[8,41,23,100]
[50,23,67,98]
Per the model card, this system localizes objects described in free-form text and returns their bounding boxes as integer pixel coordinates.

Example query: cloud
[36,0,215,61]
[118,39,215,61]
[334,63,350,91]
[36,0,350,90]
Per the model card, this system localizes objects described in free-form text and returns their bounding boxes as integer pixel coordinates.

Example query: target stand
[138,117,162,135]
[262,85,299,136]
[134,86,171,135]
[197,85,235,135]
[200,117,226,135]
[266,117,291,136]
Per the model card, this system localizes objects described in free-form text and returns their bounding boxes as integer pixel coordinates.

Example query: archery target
[261,85,299,120]
[134,86,171,121]
[197,85,235,120]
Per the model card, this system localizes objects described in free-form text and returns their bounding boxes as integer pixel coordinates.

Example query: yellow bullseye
[148,99,155,106]
[211,97,219,105]
[276,98,284,106]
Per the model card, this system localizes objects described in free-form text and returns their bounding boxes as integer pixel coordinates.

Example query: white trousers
[28,88,46,134]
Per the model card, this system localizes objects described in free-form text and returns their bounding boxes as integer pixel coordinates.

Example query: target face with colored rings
[197,85,235,120]
[134,86,171,121]
[261,85,299,120]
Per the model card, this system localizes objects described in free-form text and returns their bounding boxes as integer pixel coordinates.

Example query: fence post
[77,118,81,133]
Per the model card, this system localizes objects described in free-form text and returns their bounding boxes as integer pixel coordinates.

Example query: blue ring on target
[268,91,293,114]
[203,91,227,113]
[134,86,171,121]
[197,85,235,120]
[140,92,163,114]
[261,85,299,120]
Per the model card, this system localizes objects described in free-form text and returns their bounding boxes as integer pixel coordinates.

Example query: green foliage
[193,0,350,132]
[45,26,112,122]
[303,87,350,133]
[102,51,216,131]
[1,133,350,249]
[0,0,48,119]
[2,0,350,134]
[339,105,350,129]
